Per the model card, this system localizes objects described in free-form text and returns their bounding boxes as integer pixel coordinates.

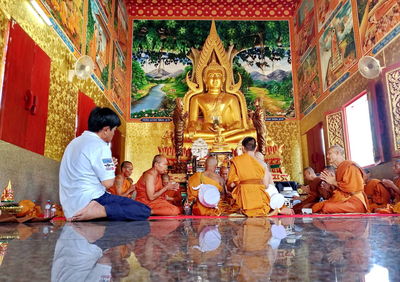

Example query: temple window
[344,92,375,167]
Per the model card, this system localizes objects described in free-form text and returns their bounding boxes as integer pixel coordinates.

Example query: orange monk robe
[135,172,180,216]
[188,172,227,216]
[108,177,132,197]
[364,179,391,211]
[314,161,369,214]
[293,177,323,214]
[313,219,370,280]
[227,154,270,217]
[230,218,273,280]
[165,189,183,209]
[394,177,400,203]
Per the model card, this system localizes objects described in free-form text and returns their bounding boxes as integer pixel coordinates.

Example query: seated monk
[162,174,183,210]
[293,166,335,214]
[108,161,136,198]
[188,156,227,216]
[381,159,400,204]
[135,155,181,216]
[219,166,229,187]
[363,168,391,212]
[316,145,369,214]
[227,137,293,216]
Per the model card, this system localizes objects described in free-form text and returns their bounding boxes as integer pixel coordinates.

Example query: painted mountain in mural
[146,68,184,80]
[250,69,290,82]
[131,20,293,118]
[146,68,170,79]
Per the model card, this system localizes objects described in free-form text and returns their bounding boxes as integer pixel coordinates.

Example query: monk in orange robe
[135,155,180,216]
[227,137,271,217]
[363,168,391,212]
[381,159,400,203]
[316,145,369,213]
[108,161,136,197]
[293,166,336,214]
[162,174,183,210]
[188,157,227,216]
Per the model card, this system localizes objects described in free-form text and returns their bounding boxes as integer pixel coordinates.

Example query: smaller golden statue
[210,118,228,151]
[251,97,267,155]
[172,97,188,160]
[1,180,14,202]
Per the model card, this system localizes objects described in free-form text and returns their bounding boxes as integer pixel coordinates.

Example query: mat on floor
[148,213,400,220]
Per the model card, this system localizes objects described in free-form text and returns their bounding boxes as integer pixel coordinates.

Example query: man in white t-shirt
[59,107,151,221]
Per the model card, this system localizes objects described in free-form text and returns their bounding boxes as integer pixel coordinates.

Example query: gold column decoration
[326,111,346,150]
[0,9,8,95]
[385,68,400,155]
[301,134,309,170]
[266,120,302,184]
[125,122,173,182]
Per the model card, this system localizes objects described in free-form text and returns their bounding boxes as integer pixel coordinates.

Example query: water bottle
[50,204,57,217]
[44,200,52,218]
[184,200,192,215]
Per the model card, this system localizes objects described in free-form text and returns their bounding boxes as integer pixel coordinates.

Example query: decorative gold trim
[326,111,345,149]
[385,68,400,154]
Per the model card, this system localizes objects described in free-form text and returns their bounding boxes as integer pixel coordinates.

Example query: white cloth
[59,131,115,218]
[51,225,111,282]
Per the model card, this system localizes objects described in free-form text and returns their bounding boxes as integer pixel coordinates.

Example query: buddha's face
[205,71,224,91]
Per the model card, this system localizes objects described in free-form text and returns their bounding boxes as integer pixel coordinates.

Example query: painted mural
[297,48,320,114]
[111,42,127,112]
[357,0,400,54]
[316,0,340,32]
[41,0,84,52]
[295,0,314,30]
[319,0,357,91]
[131,20,293,119]
[296,10,315,61]
[114,0,129,59]
[97,0,112,22]
[86,0,111,88]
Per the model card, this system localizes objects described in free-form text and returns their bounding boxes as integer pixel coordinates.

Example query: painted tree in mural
[132,20,290,67]
[131,20,293,118]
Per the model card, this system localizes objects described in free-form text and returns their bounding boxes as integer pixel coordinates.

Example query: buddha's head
[203,61,226,92]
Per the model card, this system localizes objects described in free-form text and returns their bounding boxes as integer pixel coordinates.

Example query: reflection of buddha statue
[183,21,256,148]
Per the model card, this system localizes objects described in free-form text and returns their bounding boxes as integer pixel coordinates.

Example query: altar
[155,21,291,182]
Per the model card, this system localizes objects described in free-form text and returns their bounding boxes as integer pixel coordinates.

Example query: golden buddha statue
[183,21,256,149]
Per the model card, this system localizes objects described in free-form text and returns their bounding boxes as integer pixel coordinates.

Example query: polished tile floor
[0,216,399,281]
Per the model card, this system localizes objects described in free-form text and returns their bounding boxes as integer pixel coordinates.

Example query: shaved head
[303,166,317,182]
[393,159,400,175]
[152,154,166,167]
[324,166,336,173]
[329,145,345,156]
[205,156,218,170]
[220,166,229,181]
[327,145,346,166]
[303,167,315,174]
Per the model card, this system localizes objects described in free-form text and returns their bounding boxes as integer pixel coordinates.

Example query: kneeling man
[59,107,151,221]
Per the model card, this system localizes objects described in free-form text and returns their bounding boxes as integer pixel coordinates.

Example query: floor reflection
[0,216,400,281]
